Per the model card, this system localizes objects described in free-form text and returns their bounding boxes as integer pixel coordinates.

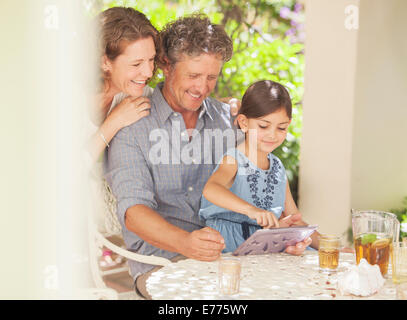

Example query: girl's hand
[108,96,151,130]
[278,213,302,228]
[247,209,280,229]
[285,237,312,255]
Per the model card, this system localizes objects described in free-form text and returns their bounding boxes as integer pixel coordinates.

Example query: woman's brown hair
[99,7,160,81]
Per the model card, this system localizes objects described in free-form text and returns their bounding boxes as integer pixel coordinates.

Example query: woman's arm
[88,95,151,163]
[88,115,121,163]
[202,155,279,228]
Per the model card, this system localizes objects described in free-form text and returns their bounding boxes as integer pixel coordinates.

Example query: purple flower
[285,28,296,37]
[291,20,298,27]
[294,3,303,13]
[279,7,291,19]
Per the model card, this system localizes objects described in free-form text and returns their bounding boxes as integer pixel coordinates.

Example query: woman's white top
[107,85,153,116]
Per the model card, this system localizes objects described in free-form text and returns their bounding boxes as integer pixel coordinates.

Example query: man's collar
[199,99,214,121]
[152,82,214,125]
[152,83,175,125]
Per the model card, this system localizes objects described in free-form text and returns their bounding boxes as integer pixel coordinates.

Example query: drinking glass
[392,243,407,284]
[218,257,241,295]
[318,234,341,272]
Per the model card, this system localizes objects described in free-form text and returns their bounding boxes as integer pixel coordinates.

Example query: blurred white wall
[351,0,407,211]
[0,0,95,298]
[299,0,407,239]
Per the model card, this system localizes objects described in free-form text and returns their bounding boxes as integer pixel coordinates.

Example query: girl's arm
[282,180,320,249]
[202,155,279,228]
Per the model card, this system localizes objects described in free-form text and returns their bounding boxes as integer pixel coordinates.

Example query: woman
[88,7,158,162]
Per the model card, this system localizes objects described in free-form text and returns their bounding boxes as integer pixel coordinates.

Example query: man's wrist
[172,229,190,256]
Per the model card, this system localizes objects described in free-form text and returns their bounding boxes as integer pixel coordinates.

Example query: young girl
[199,80,318,253]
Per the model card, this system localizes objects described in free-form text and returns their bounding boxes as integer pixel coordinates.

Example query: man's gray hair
[159,13,233,66]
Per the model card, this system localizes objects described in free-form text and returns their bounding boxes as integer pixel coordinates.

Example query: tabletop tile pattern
[146,251,398,300]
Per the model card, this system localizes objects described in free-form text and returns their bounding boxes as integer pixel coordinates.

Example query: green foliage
[390,196,407,241]
[99,0,305,200]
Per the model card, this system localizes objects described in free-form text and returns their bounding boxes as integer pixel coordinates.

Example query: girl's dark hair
[238,80,292,126]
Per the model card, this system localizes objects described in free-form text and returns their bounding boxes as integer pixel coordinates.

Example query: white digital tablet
[232,225,318,256]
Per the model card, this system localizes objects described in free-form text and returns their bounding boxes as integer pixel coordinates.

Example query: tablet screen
[232,225,318,256]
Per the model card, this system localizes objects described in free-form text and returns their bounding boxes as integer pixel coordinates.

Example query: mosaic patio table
[146,251,398,300]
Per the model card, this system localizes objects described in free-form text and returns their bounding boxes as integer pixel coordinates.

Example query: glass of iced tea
[354,234,392,276]
[318,234,342,272]
[352,210,400,277]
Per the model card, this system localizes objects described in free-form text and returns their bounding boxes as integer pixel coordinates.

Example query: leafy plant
[390,196,407,241]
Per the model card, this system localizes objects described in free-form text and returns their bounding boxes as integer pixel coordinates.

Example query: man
[105,14,311,299]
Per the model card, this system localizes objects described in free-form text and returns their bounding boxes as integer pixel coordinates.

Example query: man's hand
[218,97,241,118]
[227,98,240,116]
[180,227,225,261]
